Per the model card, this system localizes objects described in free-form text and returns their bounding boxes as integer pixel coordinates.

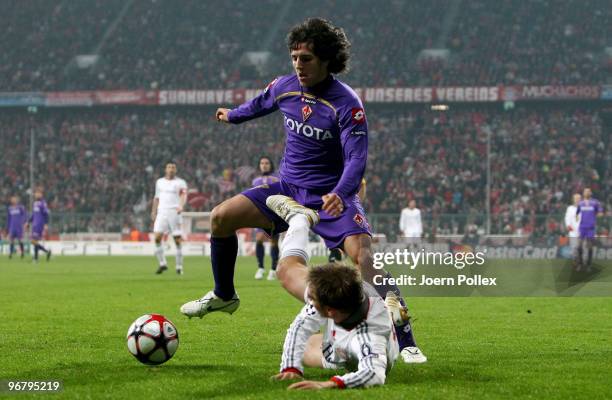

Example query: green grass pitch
[1,256,611,399]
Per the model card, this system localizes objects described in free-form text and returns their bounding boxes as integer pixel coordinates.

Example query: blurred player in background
[564,193,581,266]
[151,161,187,275]
[399,199,423,247]
[26,188,51,263]
[575,188,603,271]
[252,156,280,280]
[181,18,426,364]
[272,263,398,390]
[6,195,27,259]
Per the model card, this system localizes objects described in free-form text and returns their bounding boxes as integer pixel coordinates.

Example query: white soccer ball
[126,314,179,365]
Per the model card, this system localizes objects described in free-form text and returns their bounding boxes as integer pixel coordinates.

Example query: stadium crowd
[1,0,610,91]
[1,106,609,236]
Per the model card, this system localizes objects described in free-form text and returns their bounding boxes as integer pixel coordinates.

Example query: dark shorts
[9,229,23,240]
[579,226,595,239]
[242,180,371,249]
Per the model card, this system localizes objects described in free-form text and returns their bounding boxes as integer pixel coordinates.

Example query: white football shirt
[155,177,187,210]
[280,284,399,388]
[399,208,422,237]
[564,205,580,238]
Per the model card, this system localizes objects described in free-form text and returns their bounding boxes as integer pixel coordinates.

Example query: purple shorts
[9,229,23,240]
[242,180,371,249]
[31,229,44,241]
[579,226,595,239]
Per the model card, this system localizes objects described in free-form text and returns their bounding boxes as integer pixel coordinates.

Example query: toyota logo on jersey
[351,107,365,124]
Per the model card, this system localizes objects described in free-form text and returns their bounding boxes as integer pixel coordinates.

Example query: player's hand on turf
[271,372,303,381]
[321,193,344,217]
[288,380,336,390]
[216,108,230,122]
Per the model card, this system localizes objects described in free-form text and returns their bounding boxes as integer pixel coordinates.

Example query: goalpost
[181,212,212,235]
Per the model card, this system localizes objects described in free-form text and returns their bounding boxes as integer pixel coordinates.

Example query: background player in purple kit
[181,18,426,363]
[6,195,27,259]
[252,156,281,280]
[26,188,52,263]
[575,188,603,271]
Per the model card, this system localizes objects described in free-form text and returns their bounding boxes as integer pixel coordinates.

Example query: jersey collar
[300,74,334,96]
[337,295,370,331]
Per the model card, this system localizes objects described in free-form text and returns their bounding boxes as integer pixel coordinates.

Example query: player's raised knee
[210,202,234,235]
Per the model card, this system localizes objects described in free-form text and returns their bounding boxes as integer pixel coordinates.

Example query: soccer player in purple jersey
[180,18,426,363]
[575,188,603,271]
[26,188,51,263]
[252,156,281,280]
[6,196,27,259]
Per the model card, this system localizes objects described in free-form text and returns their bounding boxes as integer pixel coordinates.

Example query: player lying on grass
[272,263,399,390]
[180,17,425,363]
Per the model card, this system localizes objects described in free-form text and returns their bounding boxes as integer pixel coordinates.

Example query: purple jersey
[7,204,27,235]
[229,74,368,202]
[29,199,50,232]
[252,174,280,187]
[577,199,602,229]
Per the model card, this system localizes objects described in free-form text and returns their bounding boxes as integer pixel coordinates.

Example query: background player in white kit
[272,263,399,390]
[399,200,423,246]
[151,161,188,275]
[564,193,581,266]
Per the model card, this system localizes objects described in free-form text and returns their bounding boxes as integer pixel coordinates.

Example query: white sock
[175,246,183,269]
[155,244,167,266]
[280,214,309,263]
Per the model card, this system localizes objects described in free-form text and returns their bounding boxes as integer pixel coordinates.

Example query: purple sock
[374,271,418,348]
[255,241,264,269]
[395,321,418,349]
[211,235,238,300]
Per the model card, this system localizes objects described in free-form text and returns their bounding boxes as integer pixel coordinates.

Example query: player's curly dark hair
[287,18,351,74]
[308,263,363,313]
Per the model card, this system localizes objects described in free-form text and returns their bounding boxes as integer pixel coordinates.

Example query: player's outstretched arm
[278,302,326,377]
[215,108,230,123]
[220,78,281,124]
[270,371,303,381]
[287,380,337,390]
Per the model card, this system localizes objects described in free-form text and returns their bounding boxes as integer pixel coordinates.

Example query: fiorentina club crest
[302,105,313,122]
[353,213,368,228]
